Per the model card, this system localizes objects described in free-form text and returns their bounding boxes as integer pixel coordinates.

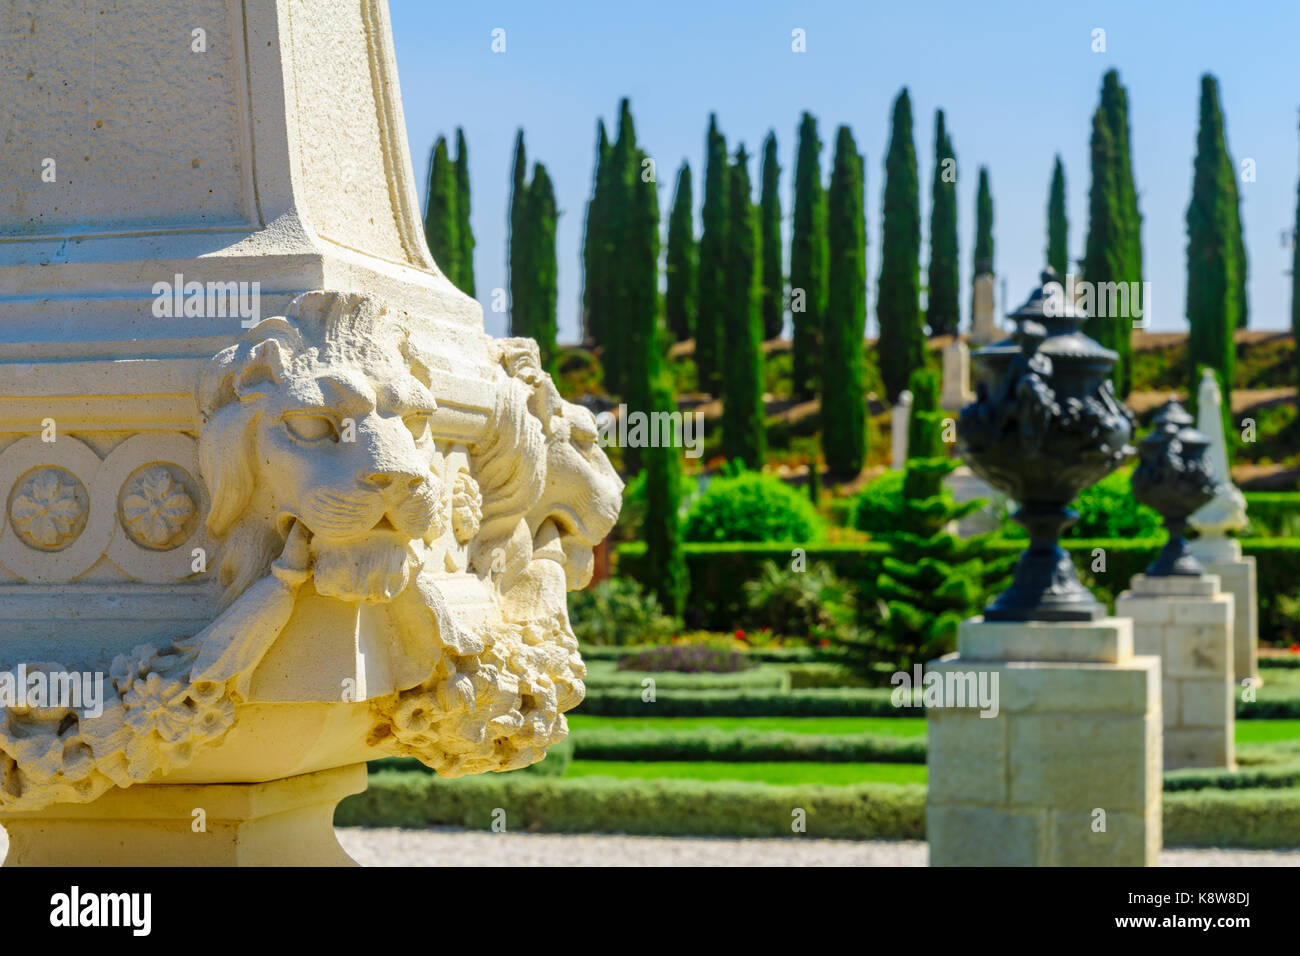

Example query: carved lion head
[198,291,444,607]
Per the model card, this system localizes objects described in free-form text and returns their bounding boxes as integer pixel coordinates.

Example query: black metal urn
[1130,399,1218,576]
[958,269,1136,621]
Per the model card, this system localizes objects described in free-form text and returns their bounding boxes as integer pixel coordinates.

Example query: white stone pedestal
[1189,539,1257,687]
[1116,574,1234,770]
[927,617,1161,867]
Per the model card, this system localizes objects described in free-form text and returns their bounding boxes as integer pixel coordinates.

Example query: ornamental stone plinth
[932,271,1159,867]
[0,0,622,865]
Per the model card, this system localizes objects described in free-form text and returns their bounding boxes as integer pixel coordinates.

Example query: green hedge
[573,728,925,763]
[1244,492,1300,536]
[577,687,904,717]
[583,660,791,693]
[579,644,845,665]
[339,771,1300,847]
[1163,761,1300,792]
[574,684,1300,718]
[340,770,926,839]
[1163,788,1300,848]
[617,537,1300,643]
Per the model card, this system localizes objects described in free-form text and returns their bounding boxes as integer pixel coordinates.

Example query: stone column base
[927,617,1161,866]
[1117,574,1234,770]
[1188,540,1258,687]
[0,764,366,867]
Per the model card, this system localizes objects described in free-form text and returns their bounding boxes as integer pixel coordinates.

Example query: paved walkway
[3,824,1294,865]
[336,828,1300,867]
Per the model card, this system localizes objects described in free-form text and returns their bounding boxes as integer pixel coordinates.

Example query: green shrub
[338,770,927,840]
[587,662,789,692]
[567,577,677,646]
[742,560,856,639]
[683,468,824,543]
[851,469,906,536]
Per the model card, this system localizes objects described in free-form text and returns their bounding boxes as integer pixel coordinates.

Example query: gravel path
[336,827,1300,867]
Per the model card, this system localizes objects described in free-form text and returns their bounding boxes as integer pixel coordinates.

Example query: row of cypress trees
[507,131,558,366]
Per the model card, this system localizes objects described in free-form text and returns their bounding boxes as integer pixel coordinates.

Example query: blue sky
[388,0,1300,340]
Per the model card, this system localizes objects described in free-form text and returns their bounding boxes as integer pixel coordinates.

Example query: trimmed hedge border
[577,687,905,717]
[572,728,925,763]
[339,771,1300,847]
[573,685,1300,719]
[580,644,846,665]
[615,537,1300,644]
[340,770,927,839]
[583,661,791,693]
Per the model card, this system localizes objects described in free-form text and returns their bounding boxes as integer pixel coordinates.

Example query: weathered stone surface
[928,805,1046,867]
[1117,581,1234,770]
[957,617,1133,663]
[0,0,625,865]
[928,617,1160,867]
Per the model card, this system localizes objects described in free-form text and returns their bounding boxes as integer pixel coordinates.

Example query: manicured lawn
[566,715,928,737]
[1236,720,1300,743]
[565,760,928,785]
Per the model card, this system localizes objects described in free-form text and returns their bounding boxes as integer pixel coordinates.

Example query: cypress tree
[1186,74,1238,411]
[1083,110,1129,393]
[760,131,784,340]
[1230,169,1248,329]
[791,112,828,400]
[642,366,688,617]
[454,128,475,296]
[972,166,993,286]
[822,126,867,479]
[696,114,729,395]
[721,145,766,469]
[604,99,639,396]
[665,161,697,343]
[581,121,612,347]
[424,136,460,288]
[1085,70,1140,396]
[1047,155,1068,277]
[526,163,558,368]
[508,130,529,338]
[927,109,959,338]
[877,89,926,403]
[622,150,661,469]
[906,366,944,460]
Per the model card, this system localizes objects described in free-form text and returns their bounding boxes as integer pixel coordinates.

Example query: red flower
[819,638,831,648]
[734,629,747,641]
[760,626,771,634]
[1291,644,1299,653]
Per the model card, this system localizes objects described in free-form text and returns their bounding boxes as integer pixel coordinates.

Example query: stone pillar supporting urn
[1119,399,1234,770]
[928,269,1160,867]
[1187,369,1258,686]
[0,0,622,865]
[890,390,913,470]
